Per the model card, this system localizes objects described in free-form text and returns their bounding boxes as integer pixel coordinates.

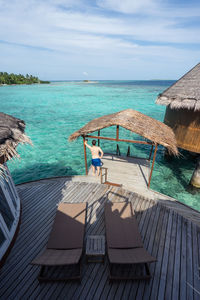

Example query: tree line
[0,72,50,85]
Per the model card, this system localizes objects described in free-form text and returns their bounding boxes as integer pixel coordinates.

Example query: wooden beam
[83,137,88,175]
[148,143,158,188]
[85,135,152,145]
[104,181,122,187]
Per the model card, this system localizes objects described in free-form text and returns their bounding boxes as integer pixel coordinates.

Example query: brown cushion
[31,248,82,266]
[108,248,156,264]
[47,203,86,249]
[105,202,143,249]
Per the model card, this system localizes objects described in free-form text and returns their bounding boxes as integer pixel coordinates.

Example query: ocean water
[1,81,199,211]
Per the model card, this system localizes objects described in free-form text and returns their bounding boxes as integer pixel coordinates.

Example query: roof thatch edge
[0,133,32,162]
[156,95,199,111]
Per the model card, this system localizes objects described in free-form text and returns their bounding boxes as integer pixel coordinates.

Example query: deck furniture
[31,202,87,281]
[86,235,105,263]
[105,201,156,280]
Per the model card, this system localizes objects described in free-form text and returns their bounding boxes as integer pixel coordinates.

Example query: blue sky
[0,0,200,80]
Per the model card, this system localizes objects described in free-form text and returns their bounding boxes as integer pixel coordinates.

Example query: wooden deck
[0,178,200,299]
[77,154,200,226]
[94,154,151,193]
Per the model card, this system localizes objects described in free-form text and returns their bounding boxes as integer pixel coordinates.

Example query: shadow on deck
[0,178,199,299]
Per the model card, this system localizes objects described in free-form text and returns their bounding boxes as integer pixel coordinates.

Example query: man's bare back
[85,141,103,159]
[84,140,104,175]
[90,145,103,159]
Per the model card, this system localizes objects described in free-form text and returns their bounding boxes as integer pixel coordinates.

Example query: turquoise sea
[1,81,199,211]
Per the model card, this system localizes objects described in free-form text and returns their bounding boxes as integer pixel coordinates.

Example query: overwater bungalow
[156,63,200,187]
[0,111,200,299]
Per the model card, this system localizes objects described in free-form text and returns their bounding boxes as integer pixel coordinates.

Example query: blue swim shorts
[91,158,102,167]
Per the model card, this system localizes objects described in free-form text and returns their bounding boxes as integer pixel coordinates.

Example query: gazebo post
[148,143,158,188]
[83,137,88,175]
[116,125,119,154]
[148,144,154,161]
[116,125,119,140]
[98,130,100,146]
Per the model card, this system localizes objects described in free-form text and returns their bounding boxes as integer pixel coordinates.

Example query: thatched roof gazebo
[0,112,32,165]
[69,109,178,187]
[156,63,200,187]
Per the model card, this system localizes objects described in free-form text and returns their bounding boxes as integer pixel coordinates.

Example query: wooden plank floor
[72,153,200,226]
[0,178,199,300]
[88,154,152,196]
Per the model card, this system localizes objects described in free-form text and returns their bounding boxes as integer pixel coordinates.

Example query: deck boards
[193,224,200,300]
[88,154,151,196]
[0,178,199,300]
[78,153,200,226]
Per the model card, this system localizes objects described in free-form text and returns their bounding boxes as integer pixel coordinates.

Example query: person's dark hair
[92,140,96,146]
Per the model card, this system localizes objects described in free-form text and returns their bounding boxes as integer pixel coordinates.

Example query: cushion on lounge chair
[105,202,143,249]
[31,202,87,269]
[47,203,86,249]
[108,248,156,264]
[105,201,156,280]
[31,249,82,266]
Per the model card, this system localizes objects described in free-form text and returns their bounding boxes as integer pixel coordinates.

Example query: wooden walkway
[0,178,200,299]
[77,154,200,226]
[88,154,151,195]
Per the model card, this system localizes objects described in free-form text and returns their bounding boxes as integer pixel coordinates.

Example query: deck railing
[100,167,108,184]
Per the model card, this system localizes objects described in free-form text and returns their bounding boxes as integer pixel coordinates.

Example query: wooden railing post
[148,143,158,188]
[100,167,103,184]
[83,137,88,175]
[100,167,108,184]
[105,168,108,182]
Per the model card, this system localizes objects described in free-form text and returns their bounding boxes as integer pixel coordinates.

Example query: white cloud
[0,1,200,50]
[0,38,199,80]
[0,0,199,79]
[97,0,157,14]
[97,0,200,17]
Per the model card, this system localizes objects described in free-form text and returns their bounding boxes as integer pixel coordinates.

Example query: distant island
[0,72,50,85]
[83,80,98,83]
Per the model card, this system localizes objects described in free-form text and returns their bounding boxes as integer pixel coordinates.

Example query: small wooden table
[86,235,105,263]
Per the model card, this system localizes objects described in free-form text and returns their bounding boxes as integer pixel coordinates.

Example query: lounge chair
[105,201,156,280]
[31,202,87,281]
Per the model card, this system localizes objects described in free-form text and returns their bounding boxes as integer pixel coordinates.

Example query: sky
[0,0,200,80]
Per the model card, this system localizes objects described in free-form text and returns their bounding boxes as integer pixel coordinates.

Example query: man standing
[84,140,104,176]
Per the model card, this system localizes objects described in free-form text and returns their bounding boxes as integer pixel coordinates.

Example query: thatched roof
[0,112,32,162]
[156,63,200,111]
[69,109,178,155]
